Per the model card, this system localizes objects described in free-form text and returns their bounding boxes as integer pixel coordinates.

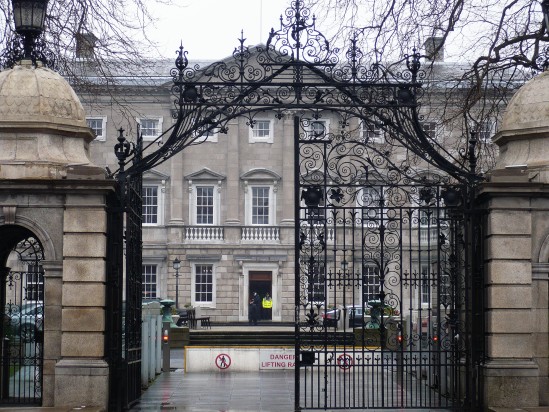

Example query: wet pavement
[130,368,296,411]
[129,348,448,412]
[130,348,294,411]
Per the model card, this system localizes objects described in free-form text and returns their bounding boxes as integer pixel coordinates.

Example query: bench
[186,309,211,329]
[197,316,211,329]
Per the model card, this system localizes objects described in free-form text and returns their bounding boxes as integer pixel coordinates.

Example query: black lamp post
[11,0,48,59]
[173,258,181,309]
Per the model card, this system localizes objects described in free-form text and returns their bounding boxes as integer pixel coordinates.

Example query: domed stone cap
[0,62,88,132]
[0,62,104,180]
[492,70,549,174]
[498,70,549,134]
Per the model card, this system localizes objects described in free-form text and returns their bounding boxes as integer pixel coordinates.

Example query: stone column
[532,262,549,406]
[280,114,295,227]
[40,260,62,406]
[478,181,540,408]
[54,193,109,408]
[225,118,241,225]
[169,150,185,225]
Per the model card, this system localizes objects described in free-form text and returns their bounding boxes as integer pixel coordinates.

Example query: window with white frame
[251,186,271,225]
[196,186,214,224]
[138,117,163,140]
[306,119,329,139]
[363,265,380,303]
[142,264,158,299]
[440,271,451,307]
[307,260,325,303]
[420,263,431,306]
[194,118,219,143]
[249,119,273,143]
[193,263,215,305]
[361,120,384,143]
[357,185,386,223]
[86,117,107,141]
[25,265,44,302]
[196,128,218,143]
[189,181,221,225]
[142,185,162,225]
[477,119,495,143]
[420,121,436,140]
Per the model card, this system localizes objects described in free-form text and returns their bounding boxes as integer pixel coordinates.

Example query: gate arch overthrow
[111,1,484,410]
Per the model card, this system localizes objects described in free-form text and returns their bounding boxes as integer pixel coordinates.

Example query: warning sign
[215,353,231,370]
[337,354,353,370]
[259,349,295,369]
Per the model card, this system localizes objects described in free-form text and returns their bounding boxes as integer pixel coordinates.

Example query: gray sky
[150,0,293,60]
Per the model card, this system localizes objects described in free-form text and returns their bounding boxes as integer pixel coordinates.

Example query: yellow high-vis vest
[262,297,273,309]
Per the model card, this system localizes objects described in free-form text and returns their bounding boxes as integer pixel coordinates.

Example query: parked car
[322,305,371,328]
[321,307,340,327]
[5,303,43,342]
[322,303,400,329]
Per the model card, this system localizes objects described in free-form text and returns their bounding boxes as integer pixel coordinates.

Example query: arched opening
[0,225,45,406]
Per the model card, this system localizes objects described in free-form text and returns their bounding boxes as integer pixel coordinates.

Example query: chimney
[423,37,444,62]
[76,32,98,59]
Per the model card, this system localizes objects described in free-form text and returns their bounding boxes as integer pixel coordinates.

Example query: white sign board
[259,348,296,369]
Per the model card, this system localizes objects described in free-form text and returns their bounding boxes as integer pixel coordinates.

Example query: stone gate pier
[480,70,549,408]
[0,60,113,408]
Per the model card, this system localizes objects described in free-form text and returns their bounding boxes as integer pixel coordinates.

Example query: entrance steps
[189,326,296,346]
[173,323,356,347]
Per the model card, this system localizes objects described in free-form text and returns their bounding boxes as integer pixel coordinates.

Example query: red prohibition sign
[215,353,231,370]
[337,354,353,370]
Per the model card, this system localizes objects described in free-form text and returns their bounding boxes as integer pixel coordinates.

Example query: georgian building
[75,41,508,326]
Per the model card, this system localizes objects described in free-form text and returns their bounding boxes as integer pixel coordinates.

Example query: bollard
[162,321,171,372]
[149,315,156,381]
[155,314,162,374]
[142,319,150,387]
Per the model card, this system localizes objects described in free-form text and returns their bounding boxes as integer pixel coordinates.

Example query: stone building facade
[79,53,492,324]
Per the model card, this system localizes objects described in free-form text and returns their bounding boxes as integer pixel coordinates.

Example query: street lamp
[173,257,181,309]
[11,0,48,59]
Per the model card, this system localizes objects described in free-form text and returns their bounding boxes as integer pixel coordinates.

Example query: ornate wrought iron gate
[112,1,484,410]
[106,131,143,411]
[1,237,44,406]
[295,126,483,410]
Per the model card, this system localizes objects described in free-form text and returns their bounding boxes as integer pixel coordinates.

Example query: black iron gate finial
[114,128,133,173]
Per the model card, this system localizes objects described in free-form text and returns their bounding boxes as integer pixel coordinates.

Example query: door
[249,271,272,321]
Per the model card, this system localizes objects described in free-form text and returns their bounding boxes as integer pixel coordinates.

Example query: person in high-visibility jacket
[262,293,273,320]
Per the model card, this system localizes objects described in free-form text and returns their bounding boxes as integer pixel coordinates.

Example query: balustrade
[185,226,224,241]
[241,226,280,242]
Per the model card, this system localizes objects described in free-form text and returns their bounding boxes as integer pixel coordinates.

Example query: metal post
[173,258,181,309]
[1,338,9,399]
[175,269,179,309]
[162,321,171,373]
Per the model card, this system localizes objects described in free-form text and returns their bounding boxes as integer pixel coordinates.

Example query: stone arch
[0,216,56,263]
[537,231,549,264]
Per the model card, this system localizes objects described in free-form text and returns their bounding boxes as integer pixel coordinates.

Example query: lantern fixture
[11,0,48,59]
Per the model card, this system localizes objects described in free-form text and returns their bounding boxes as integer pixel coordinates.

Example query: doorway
[0,233,44,407]
[249,271,272,321]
